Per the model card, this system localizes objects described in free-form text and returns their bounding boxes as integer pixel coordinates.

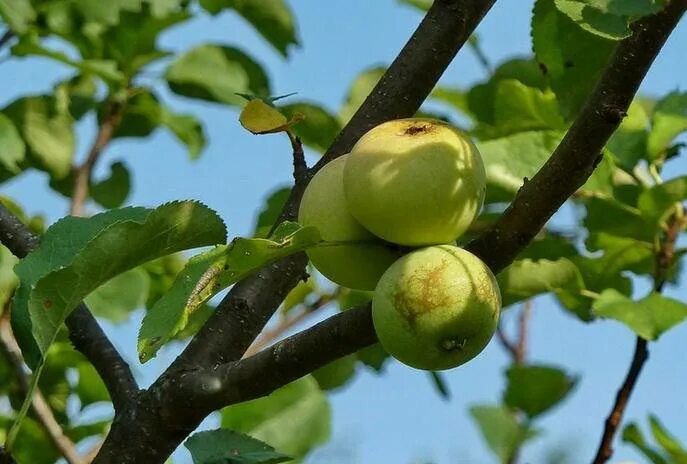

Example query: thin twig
[0,203,139,411]
[495,323,518,360]
[0,30,14,51]
[287,132,309,187]
[243,292,337,358]
[496,301,532,365]
[591,209,685,464]
[514,300,532,365]
[0,313,85,464]
[70,100,124,217]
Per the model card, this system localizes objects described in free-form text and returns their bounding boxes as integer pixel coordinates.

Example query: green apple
[344,118,486,246]
[298,155,404,291]
[372,245,501,371]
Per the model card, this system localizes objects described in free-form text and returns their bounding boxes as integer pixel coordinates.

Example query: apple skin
[298,155,404,291]
[343,118,486,246]
[372,245,501,371]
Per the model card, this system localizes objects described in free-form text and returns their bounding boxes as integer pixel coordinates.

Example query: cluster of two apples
[298,118,502,371]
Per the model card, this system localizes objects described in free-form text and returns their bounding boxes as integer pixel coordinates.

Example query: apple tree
[0,0,686,463]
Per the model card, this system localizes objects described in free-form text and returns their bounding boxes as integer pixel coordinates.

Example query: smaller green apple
[372,245,501,371]
[298,155,403,291]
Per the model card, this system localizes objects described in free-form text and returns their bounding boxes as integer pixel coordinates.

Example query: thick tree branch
[465,0,686,273]
[70,100,124,217]
[184,0,685,429]
[179,304,376,412]
[0,314,84,464]
[0,203,139,411]
[591,209,685,464]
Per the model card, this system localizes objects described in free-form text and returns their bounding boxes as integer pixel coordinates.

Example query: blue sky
[2,1,687,463]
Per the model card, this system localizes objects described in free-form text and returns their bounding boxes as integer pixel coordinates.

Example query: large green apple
[298,155,404,291]
[372,245,501,371]
[344,118,486,246]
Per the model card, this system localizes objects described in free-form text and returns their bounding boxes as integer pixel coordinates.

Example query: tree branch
[591,208,685,463]
[465,0,686,273]
[179,304,376,412]
[70,100,124,217]
[0,203,139,411]
[0,314,85,464]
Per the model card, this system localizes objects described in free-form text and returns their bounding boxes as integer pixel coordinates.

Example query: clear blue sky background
[2,1,687,463]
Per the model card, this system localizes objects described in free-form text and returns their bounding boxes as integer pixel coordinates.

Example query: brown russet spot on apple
[404,123,434,135]
[393,259,451,327]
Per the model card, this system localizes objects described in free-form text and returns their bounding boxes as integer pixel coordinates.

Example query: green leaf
[649,415,687,461]
[282,277,316,313]
[0,245,19,306]
[280,102,342,153]
[199,0,299,57]
[3,96,74,180]
[0,0,35,33]
[113,91,161,139]
[0,113,26,177]
[221,376,331,460]
[555,0,661,40]
[160,108,206,159]
[427,371,450,400]
[592,290,687,340]
[398,0,432,11]
[138,222,321,362]
[478,131,562,202]
[71,0,142,25]
[85,267,149,323]
[253,186,290,237]
[91,161,131,208]
[637,175,687,225]
[497,258,585,308]
[11,36,125,84]
[470,405,538,463]
[312,355,357,391]
[504,365,577,418]
[607,100,650,171]
[54,74,98,120]
[474,79,565,138]
[185,429,291,464]
[622,422,670,464]
[137,245,227,362]
[356,344,389,372]
[75,361,110,406]
[584,232,655,278]
[583,196,653,241]
[12,201,227,368]
[467,59,549,126]
[533,0,615,118]
[339,66,385,125]
[165,44,270,106]
[647,91,687,161]
[99,8,188,75]
[430,86,473,121]
[239,99,292,134]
